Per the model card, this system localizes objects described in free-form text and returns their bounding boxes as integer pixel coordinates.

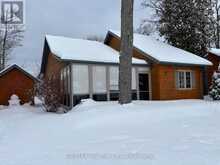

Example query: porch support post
[148,69,152,100]
[70,64,74,108]
[88,65,93,99]
[135,67,140,100]
[106,66,110,101]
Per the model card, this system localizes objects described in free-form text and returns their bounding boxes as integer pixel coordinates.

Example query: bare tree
[119,0,134,104]
[212,0,220,48]
[0,11,24,70]
[36,76,62,112]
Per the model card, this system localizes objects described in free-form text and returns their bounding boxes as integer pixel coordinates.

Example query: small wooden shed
[0,64,38,105]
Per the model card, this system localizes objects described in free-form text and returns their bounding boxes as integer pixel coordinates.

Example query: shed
[0,64,38,105]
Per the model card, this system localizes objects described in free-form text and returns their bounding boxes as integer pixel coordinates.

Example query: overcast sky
[9,0,149,74]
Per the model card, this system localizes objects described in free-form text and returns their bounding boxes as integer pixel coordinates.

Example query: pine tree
[152,0,214,56]
[209,64,220,100]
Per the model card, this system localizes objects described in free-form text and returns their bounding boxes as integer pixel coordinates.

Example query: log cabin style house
[40,30,212,108]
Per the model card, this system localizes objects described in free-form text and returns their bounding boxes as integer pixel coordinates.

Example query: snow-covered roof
[0,64,39,81]
[108,30,212,66]
[46,35,147,65]
[208,48,220,56]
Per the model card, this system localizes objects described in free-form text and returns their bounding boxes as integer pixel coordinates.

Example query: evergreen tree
[209,64,220,100]
[152,0,214,56]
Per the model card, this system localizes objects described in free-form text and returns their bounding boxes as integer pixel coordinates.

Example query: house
[0,64,38,105]
[40,31,212,108]
[40,35,148,107]
[206,48,220,87]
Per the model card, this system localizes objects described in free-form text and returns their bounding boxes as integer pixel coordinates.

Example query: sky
[8,0,149,74]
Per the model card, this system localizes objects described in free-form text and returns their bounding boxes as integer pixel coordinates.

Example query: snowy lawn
[1,100,220,165]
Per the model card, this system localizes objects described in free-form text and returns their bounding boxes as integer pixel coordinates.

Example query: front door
[139,73,150,100]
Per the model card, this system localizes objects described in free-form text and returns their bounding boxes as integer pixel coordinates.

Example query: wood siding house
[105,30,212,100]
[0,64,38,105]
[40,31,212,108]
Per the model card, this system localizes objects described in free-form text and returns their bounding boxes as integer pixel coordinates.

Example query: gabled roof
[106,30,212,66]
[208,48,220,57]
[45,35,147,65]
[0,64,39,82]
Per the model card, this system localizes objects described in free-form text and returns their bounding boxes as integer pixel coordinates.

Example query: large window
[110,67,119,91]
[132,68,137,90]
[93,66,107,93]
[72,64,89,94]
[177,71,194,89]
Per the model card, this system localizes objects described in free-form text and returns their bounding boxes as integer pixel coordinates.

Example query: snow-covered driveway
[0,100,220,165]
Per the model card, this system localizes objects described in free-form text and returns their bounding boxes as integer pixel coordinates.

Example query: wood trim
[106,66,110,101]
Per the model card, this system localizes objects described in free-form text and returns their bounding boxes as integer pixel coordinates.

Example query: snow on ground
[1,100,220,165]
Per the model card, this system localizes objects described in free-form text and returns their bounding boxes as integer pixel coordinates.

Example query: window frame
[176,70,194,90]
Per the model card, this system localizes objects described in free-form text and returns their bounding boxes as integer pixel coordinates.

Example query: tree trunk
[2,26,8,70]
[119,0,134,104]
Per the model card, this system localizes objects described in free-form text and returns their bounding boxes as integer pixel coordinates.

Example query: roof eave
[0,64,40,82]
[60,59,149,66]
[158,61,212,67]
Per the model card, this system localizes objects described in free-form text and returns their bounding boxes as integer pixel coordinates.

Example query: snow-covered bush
[36,75,62,112]
[209,69,220,100]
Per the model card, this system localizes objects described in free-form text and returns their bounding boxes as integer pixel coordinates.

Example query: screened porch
[60,63,151,107]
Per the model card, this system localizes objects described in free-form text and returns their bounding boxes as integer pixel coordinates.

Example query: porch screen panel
[66,66,71,95]
[93,66,107,93]
[110,67,119,90]
[72,64,89,95]
[63,67,67,94]
[132,68,136,90]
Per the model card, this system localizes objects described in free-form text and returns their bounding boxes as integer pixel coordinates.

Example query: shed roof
[0,64,39,82]
[107,30,212,66]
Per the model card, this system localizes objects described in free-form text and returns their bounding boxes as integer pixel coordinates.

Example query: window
[177,71,194,89]
[132,68,137,90]
[93,66,106,93]
[72,64,89,94]
[110,67,119,91]
[109,67,137,90]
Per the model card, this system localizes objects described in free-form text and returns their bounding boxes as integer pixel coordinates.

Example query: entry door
[138,73,150,100]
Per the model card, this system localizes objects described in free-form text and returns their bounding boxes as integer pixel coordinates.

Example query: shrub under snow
[209,67,220,100]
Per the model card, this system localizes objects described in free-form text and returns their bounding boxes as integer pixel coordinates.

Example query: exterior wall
[44,53,66,80]
[106,34,204,100]
[0,69,35,105]
[43,53,67,107]
[206,53,220,87]
[151,64,203,100]
[106,35,147,60]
